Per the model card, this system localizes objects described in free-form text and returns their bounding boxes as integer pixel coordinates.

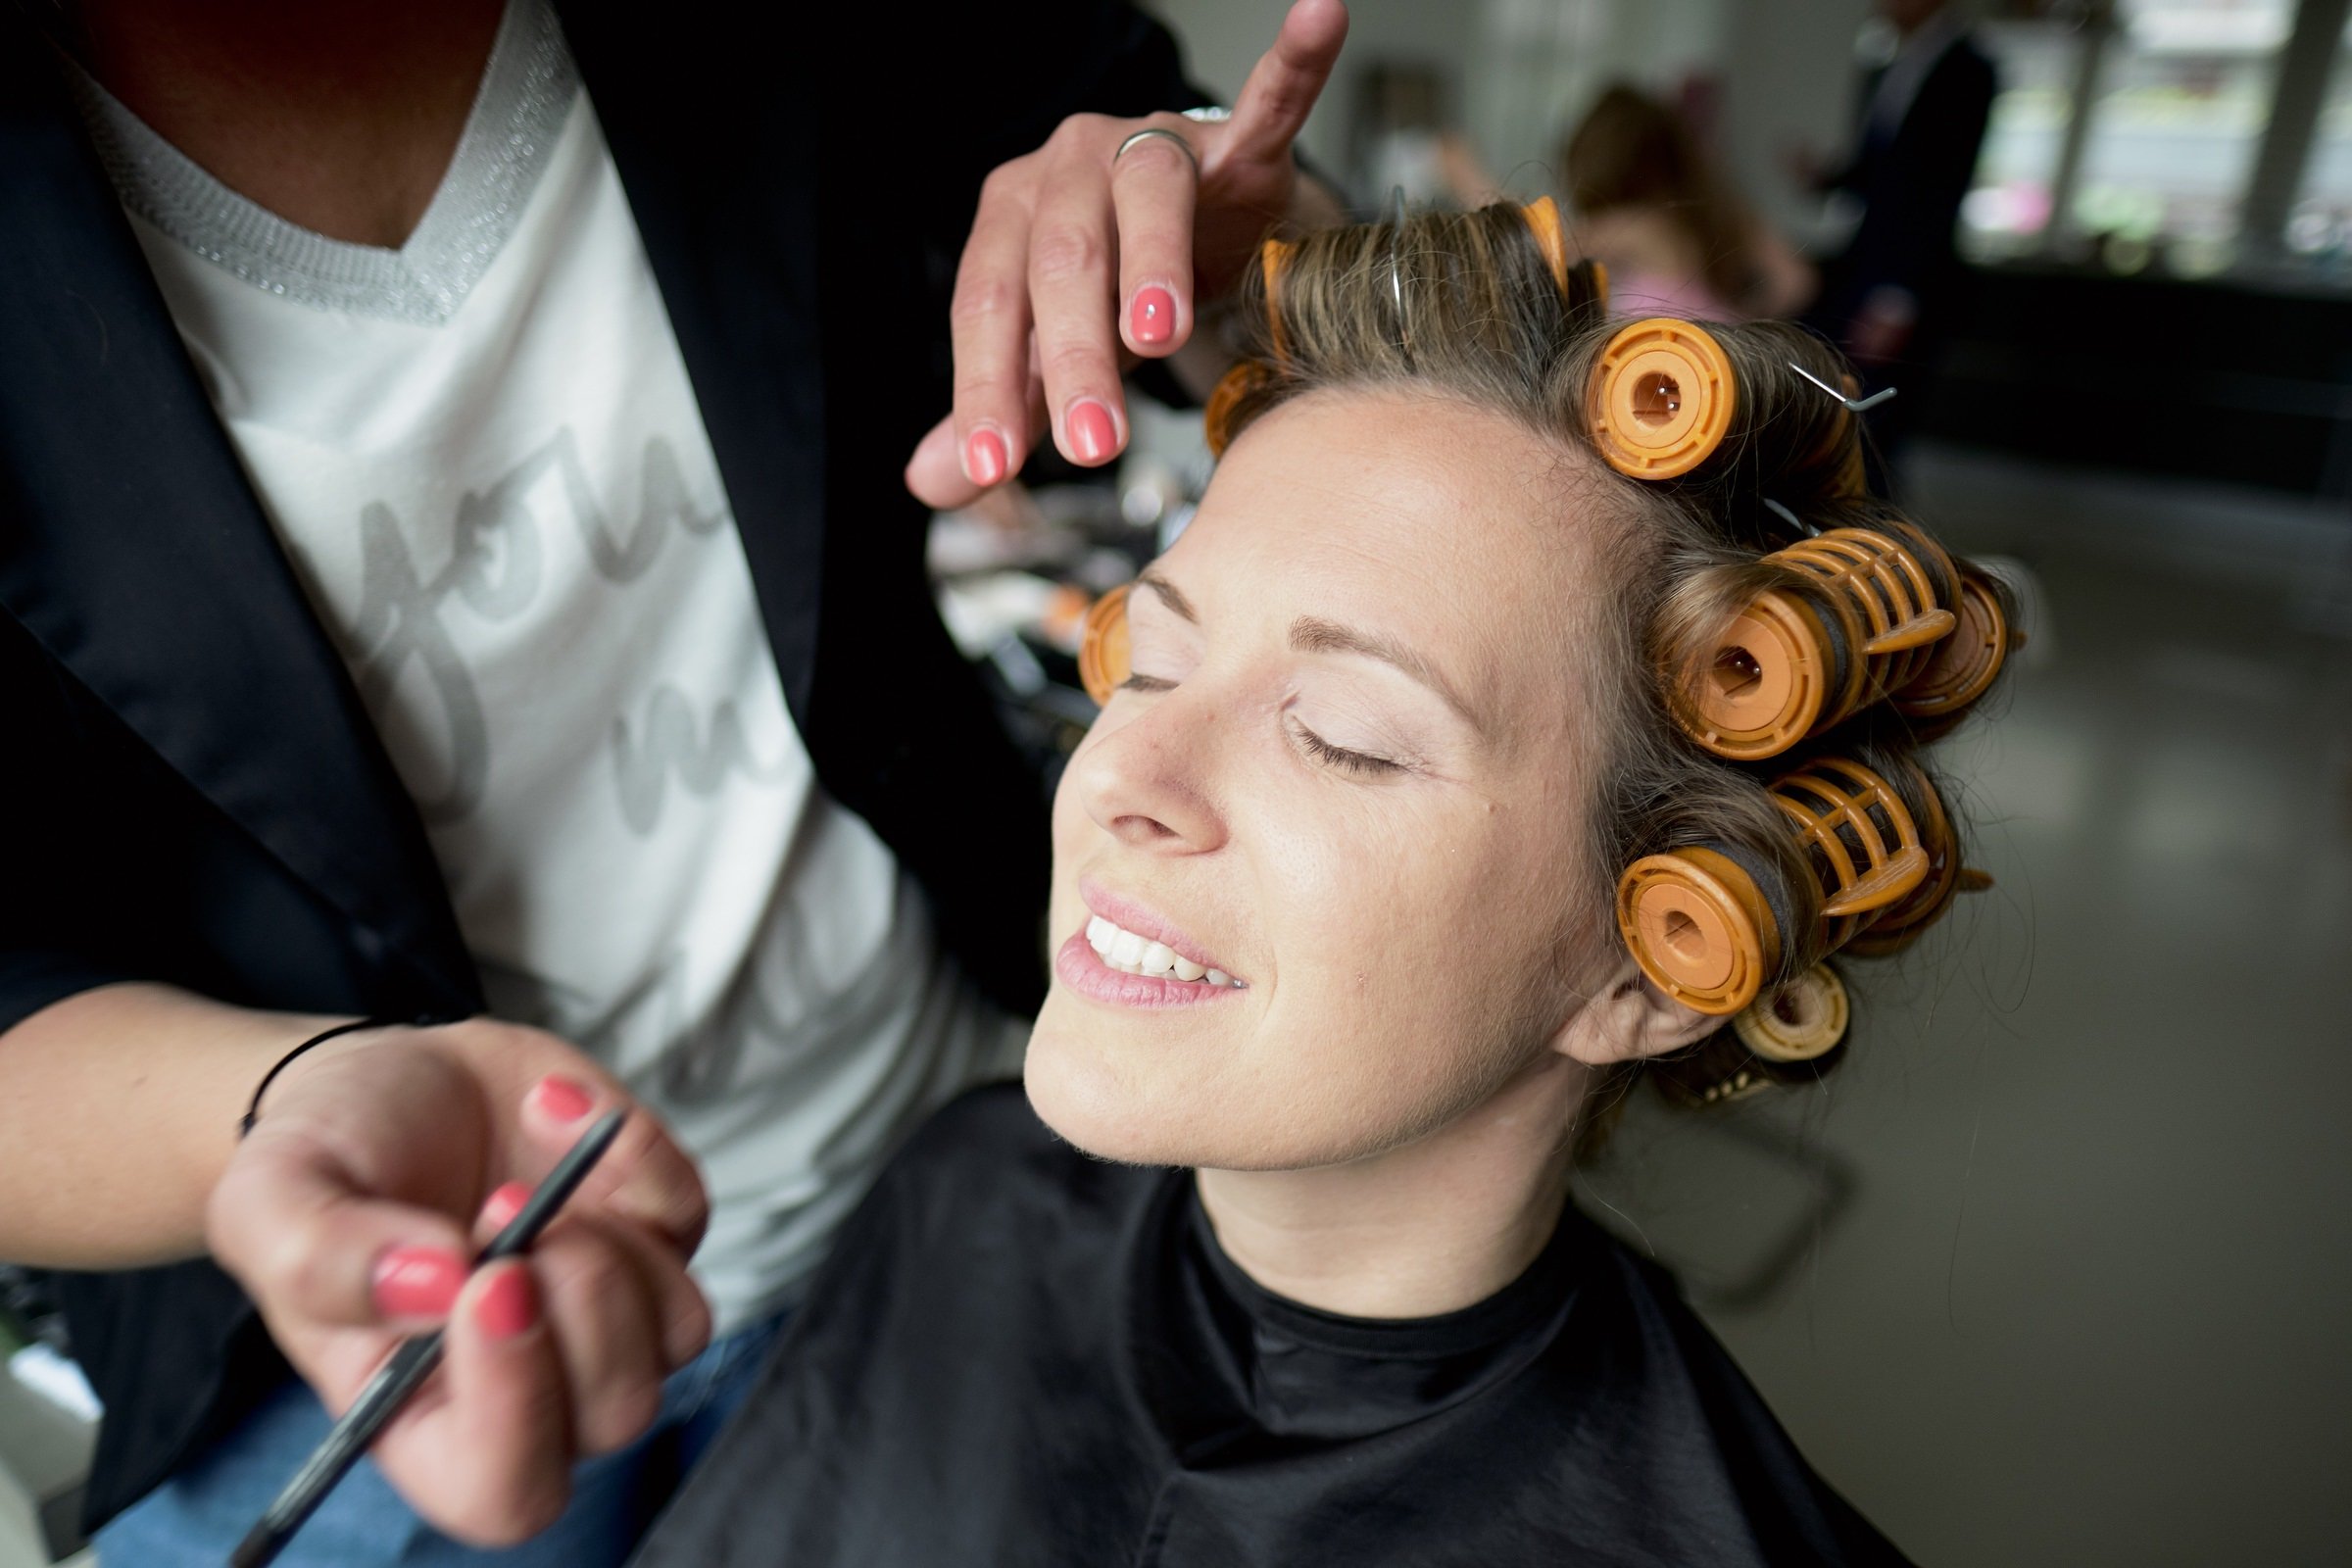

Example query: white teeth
[1082,913,1238,986]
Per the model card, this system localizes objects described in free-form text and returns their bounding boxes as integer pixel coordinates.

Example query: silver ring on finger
[1113,126,1200,174]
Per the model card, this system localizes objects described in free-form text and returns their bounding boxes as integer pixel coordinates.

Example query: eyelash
[1291,722,1403,776]
[1115,674,1404,777]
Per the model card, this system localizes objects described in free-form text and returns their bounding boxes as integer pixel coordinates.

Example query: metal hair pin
[1788,361,1897,414]
[1760,498,1820,537]
[1385,185,1411,363]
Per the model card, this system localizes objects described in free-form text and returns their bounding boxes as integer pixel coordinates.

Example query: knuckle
[580,1379,662,1455]
[976,160,1029,205]
[461,1478,569,1546]
[951,368,1026,408]
[543,1239,635,1313]
[948,274,1022,331]
[1113,135,1194,179]
[665,1292,715,1368]
[1029,225,1108,288]
[1040,339,1108,385]
[1052,112,1110,147]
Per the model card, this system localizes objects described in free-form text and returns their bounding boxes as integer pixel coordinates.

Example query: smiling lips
[1085,915,1241,988]
[1055,885,1248,1008]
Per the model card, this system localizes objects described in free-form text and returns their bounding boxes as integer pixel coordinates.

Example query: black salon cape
[632,1087,1913,1567]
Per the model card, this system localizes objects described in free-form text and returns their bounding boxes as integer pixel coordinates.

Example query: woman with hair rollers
[632,204,2013,1567]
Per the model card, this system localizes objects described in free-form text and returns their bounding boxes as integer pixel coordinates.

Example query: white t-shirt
[69,0,1020,1335]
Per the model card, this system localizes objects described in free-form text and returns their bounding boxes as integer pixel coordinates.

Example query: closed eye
[1291,721,1404,776]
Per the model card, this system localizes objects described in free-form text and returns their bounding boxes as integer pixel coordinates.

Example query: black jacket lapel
[0,30,476,1009]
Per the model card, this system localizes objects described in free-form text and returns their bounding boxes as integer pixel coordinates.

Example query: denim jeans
[96,1309,786,1567]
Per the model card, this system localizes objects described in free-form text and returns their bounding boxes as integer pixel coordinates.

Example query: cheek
[1255,787,1574,1102]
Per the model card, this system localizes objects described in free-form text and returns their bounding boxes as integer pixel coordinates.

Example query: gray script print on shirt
[477,882,918,1103]
[612,684,794,836]
[340,425,733,823]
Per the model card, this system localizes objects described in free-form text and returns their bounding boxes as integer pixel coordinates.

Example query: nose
[1069,693,1229,856]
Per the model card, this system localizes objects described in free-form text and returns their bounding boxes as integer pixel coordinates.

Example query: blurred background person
[1791,0,1995,453]
[1349,62,1502,210]
[1563,82,1815,320]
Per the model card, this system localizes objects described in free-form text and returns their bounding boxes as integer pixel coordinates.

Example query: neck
[70,0,505,248]
[1194,1051,1592,1319]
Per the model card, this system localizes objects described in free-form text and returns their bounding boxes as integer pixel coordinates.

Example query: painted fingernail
[478,1181,531,1234]
[372,1246,466,1320]
[1066,400,1116,466]
[475,1265,539,1341]
[965,427,1007,487]
[1130,286,1176,346]
[529,1075,594,1122]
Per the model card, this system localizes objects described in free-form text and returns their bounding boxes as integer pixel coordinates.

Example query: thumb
[518,1075,710,1259]
[906,415,982,509]
[209,1130,476,1334]
[1207,0,1348,176]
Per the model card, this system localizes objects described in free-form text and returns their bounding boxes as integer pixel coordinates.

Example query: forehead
[1162,389,1615,694]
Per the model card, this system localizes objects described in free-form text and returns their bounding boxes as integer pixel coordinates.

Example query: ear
[1553,958,1724,1066]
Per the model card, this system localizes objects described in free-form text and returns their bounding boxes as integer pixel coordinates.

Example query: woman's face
[1027,388,1632,1170]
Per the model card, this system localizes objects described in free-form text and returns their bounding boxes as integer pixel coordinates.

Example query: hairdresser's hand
[904,0,1348,509]
[207,1018,710,1545]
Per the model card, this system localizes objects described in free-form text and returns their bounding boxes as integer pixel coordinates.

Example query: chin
[1021,1009,1200,1167]
[1021,1002,1410,1174]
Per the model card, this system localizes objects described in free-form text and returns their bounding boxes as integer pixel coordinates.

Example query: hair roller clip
[1203,359,1273,459]
[1077,584,1131,706]
[1841,759,1992,957]
[1669,524,1960,762]
[1517,196,1572,294]
[1768,753,1931,953]
[1586,258,1609,314]
[1587,318,1739,480]
[1733,963,1850,1063]
[1890,567,2010,721]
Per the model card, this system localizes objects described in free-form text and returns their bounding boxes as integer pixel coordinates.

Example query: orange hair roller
[1518,196,1572,293]
[1670,524,1960,762]
[1203,359,1272,459]
[1260,235,1295,365]
[1733,963,1849,1063]
[1617,753,1935,1015]
[1077,584,1131,706]
[1586,317,1739,480]
[1615,846,1782,1017]
[1840,759,1994,957]
[1890,567,2010,721]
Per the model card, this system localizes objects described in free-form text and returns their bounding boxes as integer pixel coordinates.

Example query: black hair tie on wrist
[237,1016,409,1139]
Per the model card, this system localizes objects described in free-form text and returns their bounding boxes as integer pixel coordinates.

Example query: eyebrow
[1135,569,1485,734]
[1133,569,1196,623]
[1290,615,1484,733]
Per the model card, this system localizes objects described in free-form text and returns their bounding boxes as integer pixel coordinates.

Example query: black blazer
[1816,29,1997,334]
[0,0,1201,1528]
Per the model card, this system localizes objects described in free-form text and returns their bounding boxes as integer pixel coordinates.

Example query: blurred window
[1963,17,2087,258]
[2287,20,2352,269]
[2072,0,2291,272]
[1960,0,2352,279]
